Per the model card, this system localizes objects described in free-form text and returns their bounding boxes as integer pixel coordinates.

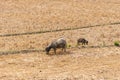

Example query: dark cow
[45,38,67,54]
[77,38,88,45]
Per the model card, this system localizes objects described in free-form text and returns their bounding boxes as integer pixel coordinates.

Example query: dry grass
[0,25,120,51]
[0,0,120,34]
[0,0,120,80]
[0,47,120,80]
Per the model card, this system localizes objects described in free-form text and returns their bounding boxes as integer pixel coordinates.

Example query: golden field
[0,25,120,51]
[0,0,120,80]
[0,0,120,34]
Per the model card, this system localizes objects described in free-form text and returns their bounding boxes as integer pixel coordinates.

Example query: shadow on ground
[0,45,117,55]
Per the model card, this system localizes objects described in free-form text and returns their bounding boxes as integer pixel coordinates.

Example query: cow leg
[62,48,64,51]
[53,48,56,54]
[64,48,66,52]
[86,42,88,45]
[82,42,84,45]
[64,45,66,52]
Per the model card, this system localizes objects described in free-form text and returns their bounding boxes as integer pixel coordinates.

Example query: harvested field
[0,47,120,80]
[0,0,120,80]
[0,25,120,51]
[0,0,120,34]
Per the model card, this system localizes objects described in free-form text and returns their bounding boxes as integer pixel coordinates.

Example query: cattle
[77,38,88,45]
[45,38,67,54]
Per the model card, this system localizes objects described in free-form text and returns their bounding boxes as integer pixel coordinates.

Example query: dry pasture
[0,0,120,80]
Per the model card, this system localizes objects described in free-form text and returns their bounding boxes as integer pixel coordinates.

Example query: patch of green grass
[114,41,120,47]
[67,44,71,48]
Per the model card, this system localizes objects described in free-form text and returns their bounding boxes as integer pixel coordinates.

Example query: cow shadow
[46,51,73,56]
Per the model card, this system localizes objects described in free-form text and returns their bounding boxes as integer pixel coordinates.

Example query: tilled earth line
[0,25,120,51]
